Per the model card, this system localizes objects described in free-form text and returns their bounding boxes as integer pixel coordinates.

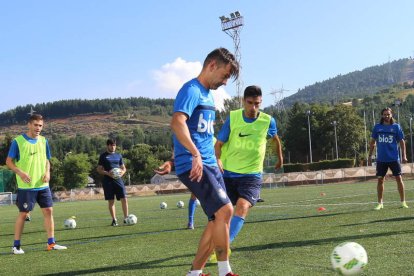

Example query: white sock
[186,270,202,276]
[218,260,231,276]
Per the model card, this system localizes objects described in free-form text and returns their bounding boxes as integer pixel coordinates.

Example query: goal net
[0,192,13,206]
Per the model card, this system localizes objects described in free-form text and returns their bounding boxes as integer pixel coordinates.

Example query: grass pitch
[1,180,413,275]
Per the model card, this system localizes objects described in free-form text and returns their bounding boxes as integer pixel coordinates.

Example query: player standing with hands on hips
[171,47,239,276]
[369,107,408,210]
[6,114,67,254]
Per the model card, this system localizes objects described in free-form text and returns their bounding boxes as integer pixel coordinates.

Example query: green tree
[62,153,92,189]
[49,157,64,190]
[125,144,161,184]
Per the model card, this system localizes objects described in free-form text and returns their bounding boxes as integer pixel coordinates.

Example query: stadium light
[306,110,313,163]
[331,120,339,160]
[219,11,244,107]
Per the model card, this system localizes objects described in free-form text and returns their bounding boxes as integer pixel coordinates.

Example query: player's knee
[216,203,233,220]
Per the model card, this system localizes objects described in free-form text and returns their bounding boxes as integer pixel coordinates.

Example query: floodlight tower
[219,11,244,107]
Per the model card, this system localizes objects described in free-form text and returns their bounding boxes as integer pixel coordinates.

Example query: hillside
[0,113,171,140]
[282,57,414,106]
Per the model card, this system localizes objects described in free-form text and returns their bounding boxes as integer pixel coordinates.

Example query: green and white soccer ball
[176,200,185,208]
[160,202,167,209]
[331,242,368,275]
[125,214,137,225]
[110,168,122,179]
[64,218,77,229]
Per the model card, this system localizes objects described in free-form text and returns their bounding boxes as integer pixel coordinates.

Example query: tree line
[2,85,414,191]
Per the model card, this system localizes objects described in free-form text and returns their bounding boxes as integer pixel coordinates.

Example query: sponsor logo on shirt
[197,113,214,134]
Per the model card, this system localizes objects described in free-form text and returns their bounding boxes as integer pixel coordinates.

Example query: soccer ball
[195,199,200,206]
[160,202,167,209]
[125,214,137,225]
[331,242,368,275]
[110,168,122,179]
[64,218,77,229]
[176,200,185,208]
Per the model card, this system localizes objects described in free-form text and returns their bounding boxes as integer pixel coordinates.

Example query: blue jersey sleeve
[397,124,404,141]
[217,117,231,143]
[45,139,51,160]
[7,140,19,160]
[267,117,277,138]
[173,83,201,118]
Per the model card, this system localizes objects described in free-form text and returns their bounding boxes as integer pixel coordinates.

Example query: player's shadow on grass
[342,216,414,226]
[247,208,380,225]
[235,229,414,253]
[42,254,194,275]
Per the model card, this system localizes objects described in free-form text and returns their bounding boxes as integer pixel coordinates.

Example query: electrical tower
[269,86,289,114]
[219,11,244,107]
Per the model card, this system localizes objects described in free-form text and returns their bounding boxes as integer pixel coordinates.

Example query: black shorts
[224,176,262,206]
[103,180,126,200]
[16,187,53,212]
[376,161,402,177]
[178,165,230,220]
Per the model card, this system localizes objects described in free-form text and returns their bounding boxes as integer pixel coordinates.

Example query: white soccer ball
[195,199,200,206]
[331,242,368,275]
[125,214,137,225]
[64,218,77,229]
[111,168,122,179]
[160,202,167,209]
[176,200,185,208]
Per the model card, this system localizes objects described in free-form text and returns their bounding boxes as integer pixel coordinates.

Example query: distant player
[155,158,199,230]
[97,139,129,226]
[211,85,283,262]
[369,107,408,210]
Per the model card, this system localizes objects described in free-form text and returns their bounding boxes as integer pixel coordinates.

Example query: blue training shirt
[371,123,404,162]
[173,78,217,175]
[217,112,278,178]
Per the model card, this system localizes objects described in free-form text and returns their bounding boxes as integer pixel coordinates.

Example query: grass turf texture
[1,180,413,275]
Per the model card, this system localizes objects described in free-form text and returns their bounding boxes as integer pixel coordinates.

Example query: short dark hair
[244,85,262,99]
[29,114,43,122]
[203,47,239,80]
[106,138,116,145]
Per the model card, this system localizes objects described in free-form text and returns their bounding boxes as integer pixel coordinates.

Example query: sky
[1,0,414,113]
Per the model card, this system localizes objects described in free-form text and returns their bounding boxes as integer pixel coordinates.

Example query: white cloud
[152,57,201,97]
[150,57,231,110]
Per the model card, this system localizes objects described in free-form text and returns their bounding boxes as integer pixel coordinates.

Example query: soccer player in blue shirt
[171,48,239,276]
[368,107,408,210]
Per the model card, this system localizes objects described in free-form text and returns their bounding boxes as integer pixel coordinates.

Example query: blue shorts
[376,161,402,177]
[103,180,126,200]
[178,165,230,220]
[224,176,262,206]
[16,187,53,212]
